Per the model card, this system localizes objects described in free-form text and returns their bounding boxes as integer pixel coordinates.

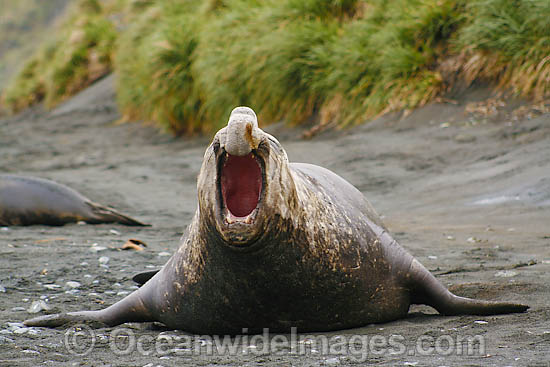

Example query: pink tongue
[221,153,261,217]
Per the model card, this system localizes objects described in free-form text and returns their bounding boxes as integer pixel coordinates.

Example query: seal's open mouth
[220,152,262,220]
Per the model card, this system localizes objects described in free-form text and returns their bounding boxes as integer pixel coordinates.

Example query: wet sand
[1,75,549,366]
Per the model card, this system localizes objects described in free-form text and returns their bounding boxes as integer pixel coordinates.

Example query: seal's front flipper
[24,288,155,328]
[24,311,110,328]
[408,259,529,315]
[132,270,160,286]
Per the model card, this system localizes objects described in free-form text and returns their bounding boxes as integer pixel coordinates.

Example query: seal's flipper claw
[132,270,160,286]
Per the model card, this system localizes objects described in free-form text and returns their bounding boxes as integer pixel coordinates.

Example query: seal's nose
[224,107,260,156]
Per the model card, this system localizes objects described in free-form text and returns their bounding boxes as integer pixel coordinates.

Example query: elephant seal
[0,175,147,226]
[25,107,528,334]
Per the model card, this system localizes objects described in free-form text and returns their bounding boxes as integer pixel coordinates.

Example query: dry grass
[2,0,549,133]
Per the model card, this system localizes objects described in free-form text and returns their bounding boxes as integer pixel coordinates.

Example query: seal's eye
[212,140,220,153]
[221,153,261,217]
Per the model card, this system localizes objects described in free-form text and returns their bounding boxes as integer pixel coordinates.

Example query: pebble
[21,349,40,354]
[428,255,437,260]
[325,357,340,365]
[13,327,30,335]
[1,227,8,231]
[0,336,15,343]
[43,284,61,290]
[117,291,130,296]
[28,300,50,313]
[99,256,110,265]
[65,281,81,289]
[27,328,41,336]
[495,270,518,278]
[7,322,25,330]
[454,134,476,143]
[446,235,455,240]
[80,262,89,266]
[474,320,488,325]
[65,289,80,295]
[0,285,6,293]
[158,252,171,257]
[90,245,107,252]
[110,229,121,235]
[11,307,26,312]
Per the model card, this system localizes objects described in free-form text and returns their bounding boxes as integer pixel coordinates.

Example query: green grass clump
[1,0,118,113]
[0,0,70,91]
[117,0,465,132]
[115,1,203,134]
[317,0,463,125]
[3,0,550,133]
[455,0,550,101]
[193,0,342,129]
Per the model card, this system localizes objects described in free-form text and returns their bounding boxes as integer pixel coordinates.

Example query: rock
[325,357,340,365]
[43,284,61,290]
[495,270,518,278]
[7,322,25,330]
[90,245,107,252]
[27,300,51,313]
[65,281,81,289]
[0,336,15,344]
[454,134,477,143]
[99,256,110,265]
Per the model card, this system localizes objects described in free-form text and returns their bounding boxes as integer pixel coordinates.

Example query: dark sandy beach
[0,75,549,366]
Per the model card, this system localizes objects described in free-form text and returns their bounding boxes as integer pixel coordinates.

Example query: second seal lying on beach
[0,175,147,226]
[25,106,528,334]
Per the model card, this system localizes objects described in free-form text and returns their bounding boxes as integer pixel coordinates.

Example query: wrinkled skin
[24,107,528,334]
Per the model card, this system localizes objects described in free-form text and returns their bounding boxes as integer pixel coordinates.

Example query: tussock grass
[2,0,549,133]
[1,0,118,112]
[453,0,550,101]
[115,2,203,134]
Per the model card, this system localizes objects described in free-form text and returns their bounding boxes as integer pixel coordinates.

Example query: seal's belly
[158,269,411,334]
